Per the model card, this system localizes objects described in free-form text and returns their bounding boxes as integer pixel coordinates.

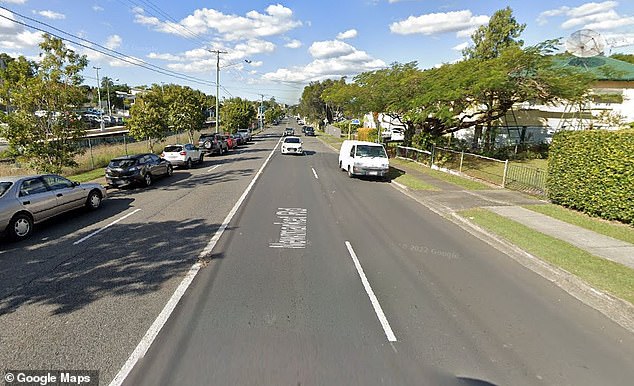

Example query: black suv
[198,133,228,155]
[304,126,315,136]
[105,153,173,188]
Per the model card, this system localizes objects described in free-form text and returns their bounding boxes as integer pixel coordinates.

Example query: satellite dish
[566,29,606,57]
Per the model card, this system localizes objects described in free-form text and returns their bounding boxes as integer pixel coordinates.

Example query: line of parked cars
[1,129,254,241]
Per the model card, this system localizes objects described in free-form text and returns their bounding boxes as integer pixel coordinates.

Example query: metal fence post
[88,138,95,169]
[502,159,509,188]
[459,151,464,173]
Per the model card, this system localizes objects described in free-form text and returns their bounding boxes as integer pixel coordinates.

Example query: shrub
[356,128,378,142]
[548,129,634,224]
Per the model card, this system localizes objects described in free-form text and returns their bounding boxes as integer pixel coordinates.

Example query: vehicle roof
[284,136,301,140]
[0,173,72,183]
[342,140,384,146]
[110,153,149,160]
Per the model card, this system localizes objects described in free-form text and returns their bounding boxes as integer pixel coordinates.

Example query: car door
[17,177,60,222]
[149,154,166,175]
[42,175,85,212]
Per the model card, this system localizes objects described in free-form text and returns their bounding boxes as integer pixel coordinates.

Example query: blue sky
[1,0,633,105]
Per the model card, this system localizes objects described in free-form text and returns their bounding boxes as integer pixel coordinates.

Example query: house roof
[552,55,634,81]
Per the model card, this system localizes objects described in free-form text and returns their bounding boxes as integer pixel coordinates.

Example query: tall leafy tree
[0,35,88,172]
[163,84,207,143]
[463,6,525,60]
[222,97,256,132]
[127,85,168,152]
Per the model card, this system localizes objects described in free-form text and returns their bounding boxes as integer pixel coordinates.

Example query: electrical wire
[0,6,217,87]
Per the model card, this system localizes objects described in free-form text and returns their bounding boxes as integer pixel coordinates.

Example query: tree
[163,84,207,143]
[463,7,525,60]
[0,35,88,173]
[610,53,634,65]
[222,97,256,132]
[127,86,168,152]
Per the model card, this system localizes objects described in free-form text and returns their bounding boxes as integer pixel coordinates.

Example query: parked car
[338,140,389,179]
[198,133,228,155]
[237,129,252,142]
[281,136,303,155]
[304,126,315,136]
[230,133,244,147]
[223,133,236,149]
[0,174,107,240]
[284,127,294,136]
[161,144,203,169]
[105,153,173,188]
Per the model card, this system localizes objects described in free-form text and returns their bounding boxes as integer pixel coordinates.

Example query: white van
[338,140,390,178]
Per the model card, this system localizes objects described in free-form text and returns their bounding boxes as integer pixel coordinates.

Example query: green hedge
[548,129,634,224]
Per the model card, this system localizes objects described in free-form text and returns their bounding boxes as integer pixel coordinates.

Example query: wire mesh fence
[394,145,548,197]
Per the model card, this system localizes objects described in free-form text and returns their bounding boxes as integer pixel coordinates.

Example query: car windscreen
[163,146,182,152]
[284,138,301,143]
[109,159,138,168]
[356,145,387,158]
[0,182,12,197]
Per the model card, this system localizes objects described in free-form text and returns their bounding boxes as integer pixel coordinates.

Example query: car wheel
[166,165,173,176]
[347,166,354,178]
[8,213,33,241]
[339,160,343,170]
[85,190,102,210]
[144,173,152,187]
[186,158,192,169]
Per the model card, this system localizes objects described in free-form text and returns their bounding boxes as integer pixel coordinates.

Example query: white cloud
[105,35,122,50]
[284,39,302,49]
[35,10,66,20]
[336,29,358,40]
[0,9,44,49]
[110,56,145,68]
[452,42,468,51]
[147,52,182,61]
[309,40,356,59]
[135,4,302,41]
[93,5,104,12]
[0,0,27,4]
[390,10,489,37]
[537,1,631,31]
[263,42,386,83]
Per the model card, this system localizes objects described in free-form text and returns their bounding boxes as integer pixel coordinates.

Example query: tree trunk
[472,125,482,150]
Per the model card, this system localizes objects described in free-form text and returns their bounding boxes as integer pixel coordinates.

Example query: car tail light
[180,151,187,156]
[160,152,165,157]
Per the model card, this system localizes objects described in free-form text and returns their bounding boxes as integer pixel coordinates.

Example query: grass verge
[525,204,634,244]
[393,173,438,191]
[391,158,491,190]
[69,169,105,183]
[316,132,344,150]
[460,208,634,304]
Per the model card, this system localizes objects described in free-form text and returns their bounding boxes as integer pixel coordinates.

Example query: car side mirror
[73,181,80,187]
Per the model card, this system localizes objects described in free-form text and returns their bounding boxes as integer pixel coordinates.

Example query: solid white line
[345,241,397,342]
[73,209,141,245]
[108,137,283,386]
[207,165,220,172]
[311,167,319,179]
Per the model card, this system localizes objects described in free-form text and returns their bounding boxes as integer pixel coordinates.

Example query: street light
[93,66,104,130]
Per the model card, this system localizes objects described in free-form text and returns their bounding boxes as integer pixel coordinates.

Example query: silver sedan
[0,174,107,241]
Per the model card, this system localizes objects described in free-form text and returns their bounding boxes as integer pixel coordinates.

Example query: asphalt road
[113,123,634,386]
[0,131,278,382]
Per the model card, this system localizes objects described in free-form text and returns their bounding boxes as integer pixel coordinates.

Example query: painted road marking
[345,241,397,342]
[311,167,319,179]
[207,165,220,173]
[109,137,283,386]
[73,209,142,245]
[269,208,307,249]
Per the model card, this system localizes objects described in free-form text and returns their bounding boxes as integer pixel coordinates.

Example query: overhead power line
[0,6,217,88]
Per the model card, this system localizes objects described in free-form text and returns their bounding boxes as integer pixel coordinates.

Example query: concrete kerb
[389,181,634,335]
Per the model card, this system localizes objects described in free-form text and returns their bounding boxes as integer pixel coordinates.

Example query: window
[42,175,73,190]
[19,178,48,196]
[0,182,12,197]
[356,145,387,158]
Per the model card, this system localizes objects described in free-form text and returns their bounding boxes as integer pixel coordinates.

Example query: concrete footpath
[390,160,634,271]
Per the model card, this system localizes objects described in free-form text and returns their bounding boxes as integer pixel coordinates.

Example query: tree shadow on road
[0,216,228,316]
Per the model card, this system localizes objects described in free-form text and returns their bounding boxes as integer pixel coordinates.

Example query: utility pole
[93,66,104,130]
[209,50,227,133]
[259,94,264,132]
[106,78,118,117]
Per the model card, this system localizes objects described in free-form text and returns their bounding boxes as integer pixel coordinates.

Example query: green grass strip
[391,158,490,191]
[68,168,106,183]
[394,174,438,191]
[316,132,344,150]
[460,208,634,304]
[525,204,634,245]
